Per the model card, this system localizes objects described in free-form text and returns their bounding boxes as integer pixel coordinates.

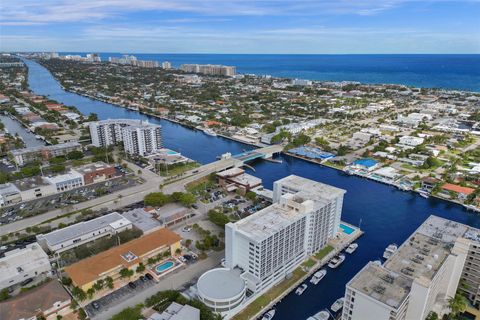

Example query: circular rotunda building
[197,268,246,313]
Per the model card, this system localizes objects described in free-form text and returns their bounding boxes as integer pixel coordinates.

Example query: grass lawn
[315,245,334,260]
[232,268,306,320]
[159,162,199,177]
[302,258,316,268]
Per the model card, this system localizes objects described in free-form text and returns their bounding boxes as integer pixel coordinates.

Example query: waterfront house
[421,177,440,192]
[352,158,378,171]
[441,183,475,201]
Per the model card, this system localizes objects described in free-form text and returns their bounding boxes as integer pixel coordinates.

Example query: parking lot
[85,275,156,317]
[85,254,198,318]
[0,173,141,225]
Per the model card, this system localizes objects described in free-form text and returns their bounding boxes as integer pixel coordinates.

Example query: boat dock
[244,221,364,320]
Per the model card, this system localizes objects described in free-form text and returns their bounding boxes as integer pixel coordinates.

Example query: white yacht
[331,297,345,312]
[295,283,308,295]
[307,310,330,320]
[262,309,275,320]
[310,269,327,285]
[345,243,358,254]
[465,204,480,213]
[383,244,398,259]
[418,190,430,199]
[203,128,217,136]
[328,254,345,269]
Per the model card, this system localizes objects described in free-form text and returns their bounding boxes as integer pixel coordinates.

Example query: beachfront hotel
[196,175,346,315]
[342,215,471,320]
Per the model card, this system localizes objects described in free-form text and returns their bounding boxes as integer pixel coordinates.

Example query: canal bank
[23,58,480,320]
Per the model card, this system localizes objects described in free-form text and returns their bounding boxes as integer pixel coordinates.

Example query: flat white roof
[0,243,50,284]
[197,268,245,301]
[37,212,131,247]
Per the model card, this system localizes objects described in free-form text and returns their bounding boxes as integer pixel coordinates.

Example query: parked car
[92,301,100,310]
[128,282,136,289]
[145,273,154,280]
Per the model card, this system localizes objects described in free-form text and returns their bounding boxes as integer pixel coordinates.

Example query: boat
[383,244,398,259]
[295,283,308,295]
[372,260,382,266]
[418,190,430,199]
[203,128,217,136]
[328,254,345,269]
[464,204,480,213]
[307,310,330,320]
[331,297,345,312]
[262,309,275,320]
[310,269,327,285]
[345,243,358,254]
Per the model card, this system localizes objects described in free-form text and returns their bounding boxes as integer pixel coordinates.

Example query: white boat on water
[464,204,480,213]
[310,269,327,285]
[383,244,398,259]
[418,190,430,199]
[307,310,330,320]
[328,254,345,269]
[345,243,358,254]
[295,283,308,295]
[203,128,217,136]
[262,309,275,320]
[331,297,345,312]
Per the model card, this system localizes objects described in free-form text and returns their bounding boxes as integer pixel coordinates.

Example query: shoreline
[36,71,478,212]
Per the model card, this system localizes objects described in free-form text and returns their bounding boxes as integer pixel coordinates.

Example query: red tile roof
[441,183,475,195]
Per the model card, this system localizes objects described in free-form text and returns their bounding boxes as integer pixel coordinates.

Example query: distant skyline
[1,0,479,54]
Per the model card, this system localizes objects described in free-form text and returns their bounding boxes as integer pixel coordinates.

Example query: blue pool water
[155,261,175,273]
[340,224,355,235]
[167,151,179,155]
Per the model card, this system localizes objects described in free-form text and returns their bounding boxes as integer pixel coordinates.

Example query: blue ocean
[61,53,480,92]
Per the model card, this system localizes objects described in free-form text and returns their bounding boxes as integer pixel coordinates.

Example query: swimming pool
[340,223,355,235]
[167,150,179,155]
[155,261,175,274]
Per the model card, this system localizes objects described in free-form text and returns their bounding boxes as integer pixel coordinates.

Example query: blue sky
[0,0,479,53]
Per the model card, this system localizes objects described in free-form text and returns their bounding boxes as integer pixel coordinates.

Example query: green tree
[447,293,467,319]
[425,311,439,320]
[71,287,86,301]
[136,263,145,273]
[0,288,9,301]
[105,276,114,289]
[119,268,134,279]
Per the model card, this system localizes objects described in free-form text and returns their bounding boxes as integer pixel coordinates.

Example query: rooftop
[274,174,346,202]
[0,280,71,320]
[36,212,131,247]
[0,183,20,196]
[0,243,50,285]
[65,228,181,286]
[12,176,50,191]
[348,262,412,309]
[11,141,80,156]
[197,268,245,300]
[122,208,162,233]
[73,161,113,174]
[44,171,83,184]
[148,302,200,320]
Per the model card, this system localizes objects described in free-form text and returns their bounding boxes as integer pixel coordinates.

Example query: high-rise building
[180,64,236,76]
[89,119,162,156]
[162,61,172,69]
[342,215,471,320]
[225,175,345,292]
[122,123,162,156]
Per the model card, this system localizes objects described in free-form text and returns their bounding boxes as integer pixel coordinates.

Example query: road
[91,251,223,320]
[0,158,240,235]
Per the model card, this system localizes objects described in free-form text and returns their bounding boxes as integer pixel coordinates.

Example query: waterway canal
[24,59,480,320]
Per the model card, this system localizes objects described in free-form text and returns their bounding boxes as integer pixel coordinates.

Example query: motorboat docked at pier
[295,283,308,295]
[307,310,330,320]
[345,243,358,254]
[418,190,430,199]
[328,254,345,268]
[383,244,398,259]
[203,128,217,136]
[331,297,345,312]
[310,269,327,285]
[262,309,275,320]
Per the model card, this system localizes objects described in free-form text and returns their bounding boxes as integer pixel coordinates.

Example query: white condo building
[89,119,162,156]
[197,175,345,315]
[342,215,471,320]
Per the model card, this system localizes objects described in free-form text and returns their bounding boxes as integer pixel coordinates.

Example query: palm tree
[447,293,468,319]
